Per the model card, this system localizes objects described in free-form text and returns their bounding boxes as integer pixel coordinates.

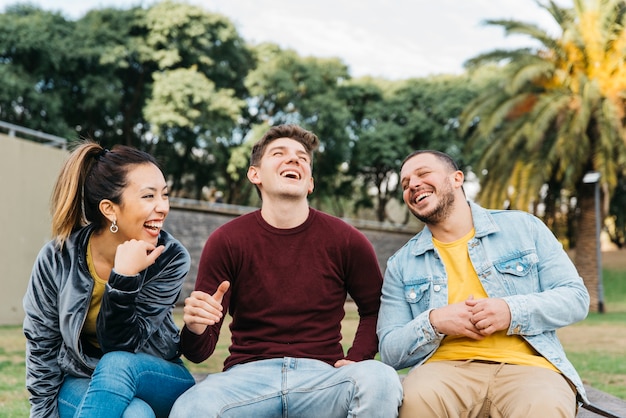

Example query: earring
[110,220,118,234]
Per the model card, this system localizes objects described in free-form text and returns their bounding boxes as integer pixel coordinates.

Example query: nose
[407,174,421,189]
[156,195,170,215]
[285,151,300,164]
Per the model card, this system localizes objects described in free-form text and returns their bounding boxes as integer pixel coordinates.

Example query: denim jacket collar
[411,200,500,256]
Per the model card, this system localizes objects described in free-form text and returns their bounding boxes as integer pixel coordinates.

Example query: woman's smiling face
[113,163,169,245]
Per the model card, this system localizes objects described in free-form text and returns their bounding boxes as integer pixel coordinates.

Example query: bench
[579,386,626,418]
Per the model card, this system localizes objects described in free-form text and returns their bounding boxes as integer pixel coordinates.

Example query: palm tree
[460,0,626,312]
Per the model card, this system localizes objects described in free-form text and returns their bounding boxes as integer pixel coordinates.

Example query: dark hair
[51,141,160,247]
[401,150,460,172]
[250,124,320,167]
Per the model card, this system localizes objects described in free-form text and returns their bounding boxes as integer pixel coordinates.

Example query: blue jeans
[58,351,195,418]
[169,357,402,418]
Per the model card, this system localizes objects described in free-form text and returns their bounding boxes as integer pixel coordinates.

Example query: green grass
[0,327,31,417]
[568,351,626,399]
[2,267,625,416]
[602,269,626,309]
[557,267,626,401]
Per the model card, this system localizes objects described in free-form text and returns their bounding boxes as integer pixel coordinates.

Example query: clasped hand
[430,296,511,340]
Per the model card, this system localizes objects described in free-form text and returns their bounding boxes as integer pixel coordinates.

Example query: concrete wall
[0,134,68,325]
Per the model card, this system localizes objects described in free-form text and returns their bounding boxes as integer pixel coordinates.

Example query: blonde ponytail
[51,142,102,247]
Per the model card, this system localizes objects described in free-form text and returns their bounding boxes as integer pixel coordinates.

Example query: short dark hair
[250,124,320,167]
[401,150,460,172]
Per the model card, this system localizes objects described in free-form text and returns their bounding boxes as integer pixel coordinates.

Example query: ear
[452,170,465,189]
[247,166,261,185]
[308,177,315,195]
[99,199,117,223]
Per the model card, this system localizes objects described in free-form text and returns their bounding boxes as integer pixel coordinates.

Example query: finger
[213,281,231,304]
[188,291,223,309]
[183,310,219,324]
[479,324,496,336]
[189,290,212,302]
[183,303,222,324]
[463,327,485,340]
[185,294,222,315]
[146,245,165,263]
[334,359,354,368]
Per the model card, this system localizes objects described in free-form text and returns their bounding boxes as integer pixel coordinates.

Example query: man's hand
[466,297,511,336]
[183,281,230,335]
[334,359,355,368]
[429,296,484,340]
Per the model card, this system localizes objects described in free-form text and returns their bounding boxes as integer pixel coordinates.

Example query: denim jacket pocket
[493,252,539,294]
[403,279,431,312]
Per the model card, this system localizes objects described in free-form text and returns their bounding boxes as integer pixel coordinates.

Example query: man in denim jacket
[377,150,590,417]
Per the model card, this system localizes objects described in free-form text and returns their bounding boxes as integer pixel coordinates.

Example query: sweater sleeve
[343,228,383,361]
[179,227,233,363]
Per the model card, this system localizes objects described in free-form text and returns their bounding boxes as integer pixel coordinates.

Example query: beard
[409,179,456,225]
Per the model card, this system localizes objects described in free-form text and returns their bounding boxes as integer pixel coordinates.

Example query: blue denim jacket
[377,201,590,404]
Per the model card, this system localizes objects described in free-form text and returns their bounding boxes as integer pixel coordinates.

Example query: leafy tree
[395,76,480,162]
[460,0,626,312]
[144,1,253,95]
[143,1,255,198]
[340,79,410,221]
[68,6,152,147]
[244,43,354,212]
[344,75,479,222]
[225,122,272,206]
[0,5,76,138]
[144,67,244,198]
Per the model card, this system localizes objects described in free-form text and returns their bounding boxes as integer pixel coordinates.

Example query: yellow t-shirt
[427,228,558,372]
[82,237,107,349]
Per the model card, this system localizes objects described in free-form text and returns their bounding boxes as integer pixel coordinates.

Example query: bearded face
[406,174,457,225]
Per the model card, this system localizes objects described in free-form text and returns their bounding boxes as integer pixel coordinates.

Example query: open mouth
[280,170,301,180]
[144,222,163,231]
[415,192,433,203]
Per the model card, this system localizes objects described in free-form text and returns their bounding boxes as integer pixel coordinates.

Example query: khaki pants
[400,360,576,418]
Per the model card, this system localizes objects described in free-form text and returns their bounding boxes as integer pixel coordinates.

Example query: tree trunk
[574,184,601,313]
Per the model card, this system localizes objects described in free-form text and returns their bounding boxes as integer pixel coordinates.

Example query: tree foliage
[460,0,626,311]
[0,5,76,138]
[0,1,508,222]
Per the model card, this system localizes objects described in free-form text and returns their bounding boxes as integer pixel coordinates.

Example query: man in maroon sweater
[170,125,402,417]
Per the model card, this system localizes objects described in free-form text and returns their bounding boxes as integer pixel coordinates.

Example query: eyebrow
[400,166,433,182]
[267,145,309,156]
[138,185,168,192]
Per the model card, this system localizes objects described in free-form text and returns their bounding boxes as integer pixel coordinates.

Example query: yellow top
[427,228,557,372]
[83,236,107,349]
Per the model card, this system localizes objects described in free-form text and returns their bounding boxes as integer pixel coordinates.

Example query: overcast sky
[0,0,570,79]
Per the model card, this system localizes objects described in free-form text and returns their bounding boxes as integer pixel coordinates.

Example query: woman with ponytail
[23,141,195,417]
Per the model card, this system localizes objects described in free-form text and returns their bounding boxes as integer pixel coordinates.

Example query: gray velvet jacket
[23,225,190,418]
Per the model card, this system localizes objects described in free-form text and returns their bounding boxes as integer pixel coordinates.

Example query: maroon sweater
[180,208,383,370]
